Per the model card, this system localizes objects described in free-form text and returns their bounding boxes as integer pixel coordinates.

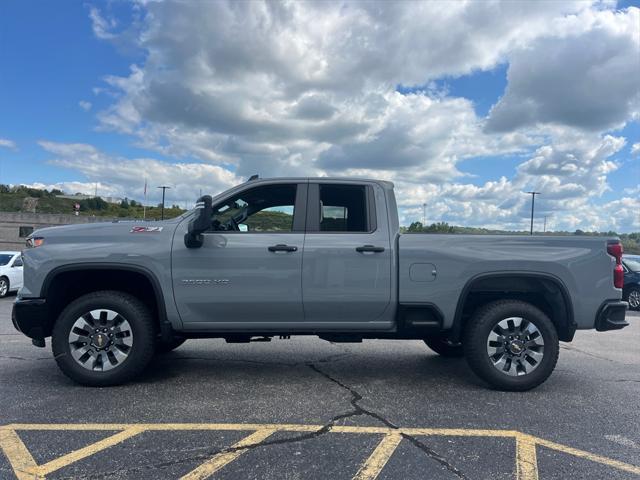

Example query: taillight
[607,241,624,289]
[613,264,624,289]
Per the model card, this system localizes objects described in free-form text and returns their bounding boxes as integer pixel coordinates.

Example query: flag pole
[143,178,147,220]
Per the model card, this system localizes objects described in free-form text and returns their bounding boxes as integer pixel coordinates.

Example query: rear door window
[319,184,368,232]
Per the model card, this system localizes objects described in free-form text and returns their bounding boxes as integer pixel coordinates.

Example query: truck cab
[174,179,396,332]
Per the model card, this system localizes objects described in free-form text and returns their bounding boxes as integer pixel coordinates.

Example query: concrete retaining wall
[0,212,124,251]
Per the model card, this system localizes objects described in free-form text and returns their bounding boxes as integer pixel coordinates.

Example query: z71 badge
[131,226,164,233]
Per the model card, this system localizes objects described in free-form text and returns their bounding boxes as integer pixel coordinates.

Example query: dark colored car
[622,256,640,310]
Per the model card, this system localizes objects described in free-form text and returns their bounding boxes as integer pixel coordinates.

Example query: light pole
[157,186,171,220]
[526,191,540,235]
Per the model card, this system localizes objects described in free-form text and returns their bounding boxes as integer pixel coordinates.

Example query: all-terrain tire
[463,300,559,391]
[52,290,156,386]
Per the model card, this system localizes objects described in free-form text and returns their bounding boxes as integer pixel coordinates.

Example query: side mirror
[184,195,213,248]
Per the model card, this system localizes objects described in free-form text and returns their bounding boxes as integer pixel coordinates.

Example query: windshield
[624,259,640,272]
[0,254,14,266]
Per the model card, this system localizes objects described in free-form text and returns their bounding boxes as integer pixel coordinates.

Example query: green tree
[407,221,424,232]
[80,197,108,211]
[426,222,454,233]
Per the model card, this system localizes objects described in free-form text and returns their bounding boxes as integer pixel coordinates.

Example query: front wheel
[52,291,156,386]
[463,300,559,391]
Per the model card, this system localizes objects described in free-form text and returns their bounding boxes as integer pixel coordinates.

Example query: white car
[0,251,23,297]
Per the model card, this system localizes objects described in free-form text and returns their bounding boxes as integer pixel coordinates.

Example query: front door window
[210,184,298,233]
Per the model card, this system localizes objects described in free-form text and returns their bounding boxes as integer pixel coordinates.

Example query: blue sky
[0,1,638,231]
[0,2,148,184]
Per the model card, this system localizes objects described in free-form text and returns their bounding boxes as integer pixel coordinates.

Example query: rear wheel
[424,337,464,357]
[52,291,156,386]
[626,287,640,310]
[463,300,559,391]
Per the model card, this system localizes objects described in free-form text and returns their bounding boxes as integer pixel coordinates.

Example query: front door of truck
[172,182,307,328]
[302,182,393,329]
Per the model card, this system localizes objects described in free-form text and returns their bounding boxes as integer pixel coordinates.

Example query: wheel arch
[41,263,168,338]
[450,271,576,342]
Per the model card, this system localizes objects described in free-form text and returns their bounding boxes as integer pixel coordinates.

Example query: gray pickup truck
[13,177,628,390]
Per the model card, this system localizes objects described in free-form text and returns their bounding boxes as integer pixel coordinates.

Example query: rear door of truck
[301,181,394,329]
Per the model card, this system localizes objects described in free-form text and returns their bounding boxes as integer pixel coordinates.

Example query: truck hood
[31,216,186,239]
[20,216,190,299]
[28,216,190,250]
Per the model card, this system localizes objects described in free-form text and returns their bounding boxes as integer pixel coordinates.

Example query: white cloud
[70,1,640,232]
[78,101,92,111]
[515,133,625,198]
[0,138,16,150]
[392,132,634,231]
[94,1,596,175]
[632,142,640,156]
[88,7,117,40]
[26,181,120,198]
[38,141,240,206]
[486,8,640,132]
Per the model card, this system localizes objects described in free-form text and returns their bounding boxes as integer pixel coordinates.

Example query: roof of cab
[246,177,394,189]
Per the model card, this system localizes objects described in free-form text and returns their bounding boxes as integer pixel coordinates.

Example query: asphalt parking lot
[1,296,639,480]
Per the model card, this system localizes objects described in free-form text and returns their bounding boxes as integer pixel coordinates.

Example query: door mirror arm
[184,195,213,248]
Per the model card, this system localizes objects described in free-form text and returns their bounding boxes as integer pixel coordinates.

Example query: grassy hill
[0,185,185,220]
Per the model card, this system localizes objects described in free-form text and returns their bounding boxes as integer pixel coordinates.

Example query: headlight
[26,237,44,248]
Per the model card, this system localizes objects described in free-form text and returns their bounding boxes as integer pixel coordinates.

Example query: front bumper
[595,300,629,332]
[12,298,51,340]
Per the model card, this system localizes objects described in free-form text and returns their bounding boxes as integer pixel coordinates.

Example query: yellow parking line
[5,423,522,437]
[33,426,144,477]
[0,428,40,480]
[5,423,322,433]
[352,433,403,480]
[535,437,640,476]
[2,423,639,479]
[516,434,539,480]
[397,428,519,438]
[180,428,277,480]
